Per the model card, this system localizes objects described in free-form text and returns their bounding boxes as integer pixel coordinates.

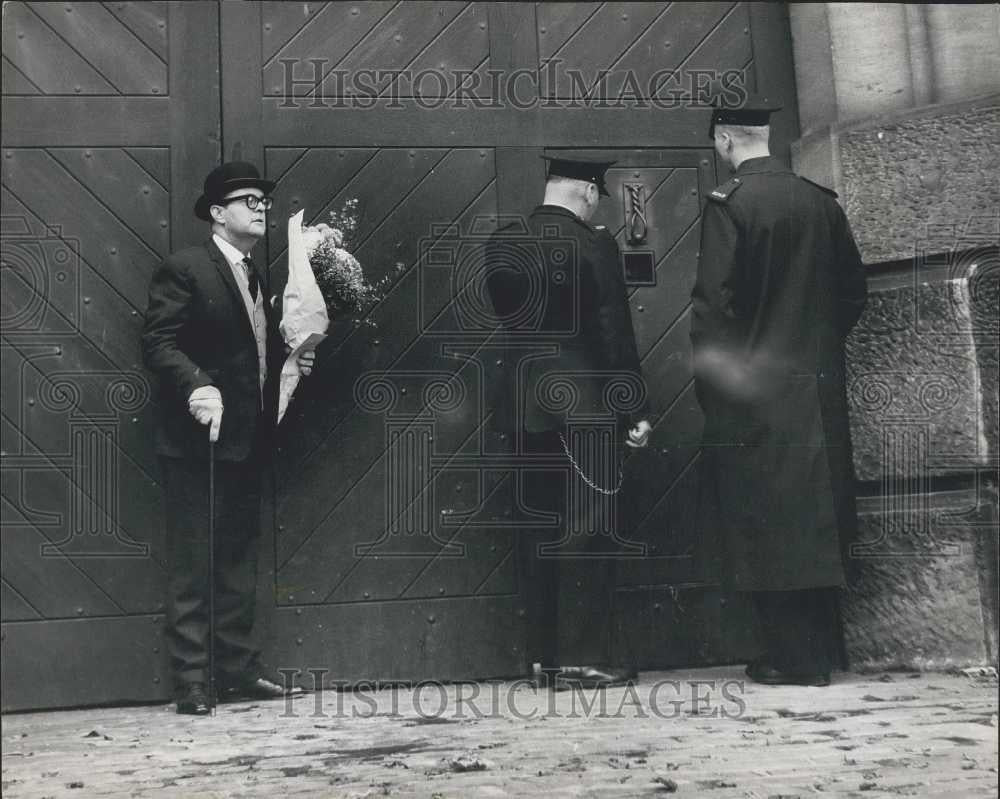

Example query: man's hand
[625,419,652,448]
[297,349,316,377]
[188,386,223,442]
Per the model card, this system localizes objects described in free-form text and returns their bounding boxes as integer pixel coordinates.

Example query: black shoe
[176,682,213,715]
[745,657,830,687]
[217,673,303,702]
[554,665,638,691]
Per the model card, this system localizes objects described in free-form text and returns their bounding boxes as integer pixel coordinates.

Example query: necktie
[242,257,259,302]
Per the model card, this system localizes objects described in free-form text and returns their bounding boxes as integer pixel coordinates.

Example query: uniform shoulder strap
[798,175,838,198]
[707,176,744,203]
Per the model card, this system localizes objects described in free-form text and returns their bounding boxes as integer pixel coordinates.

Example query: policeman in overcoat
[691,98,867,686]
[486,154,652,687]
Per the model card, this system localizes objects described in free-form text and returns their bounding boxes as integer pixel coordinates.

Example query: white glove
[188,385,223,442]
[625,419,652,448]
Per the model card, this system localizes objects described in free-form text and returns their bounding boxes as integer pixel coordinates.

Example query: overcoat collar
[533,204,591,229]
[735,155,793,178]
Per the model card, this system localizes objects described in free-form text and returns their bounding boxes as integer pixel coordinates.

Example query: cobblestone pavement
[2,667,997,798]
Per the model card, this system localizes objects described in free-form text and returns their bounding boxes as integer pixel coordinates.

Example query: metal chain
[558,433,625,495]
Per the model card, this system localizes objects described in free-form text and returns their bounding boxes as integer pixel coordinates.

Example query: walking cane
[208,436,216,716]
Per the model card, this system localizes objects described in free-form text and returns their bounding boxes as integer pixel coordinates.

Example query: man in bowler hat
[486,153,652,688]
[142,162,314,714]
[691,96,867,686]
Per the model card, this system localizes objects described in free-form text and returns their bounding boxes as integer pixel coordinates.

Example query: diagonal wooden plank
[123,147,170,191]
[268,147,453,277]
[399,470,513,599]
[318,345,505,603]
[275,171,497,567]
[603,2,674,75]
[0,186,155,388]
[2,55,43,94]
[473,544,515,596]
[262,1,396,96]
[3,2,117,94]
[618,451,704,586]
[272,172,498,492]
[30,2,166,95]
[0,468,128,618]
[1,414,22,457]
[344,149,451,254]
[48,148,170,256]
[545,2,665,97]
[609,2,733,98]
[1,579,43,620]
[0,357,167,614]
[631,220,701,358]
[673,2,749,80]
[264,147,308,186]
[102,1,167,63]
[318,1,468,97]
[537,2,603,62]
[3,150,159,309]
[261,0,327,63]
[317,412,490,604]
[264,147,379,269]
[638,306,695,419]
[378,2,490,98]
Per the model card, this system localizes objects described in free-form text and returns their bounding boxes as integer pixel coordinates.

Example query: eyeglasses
[220,194,274,211]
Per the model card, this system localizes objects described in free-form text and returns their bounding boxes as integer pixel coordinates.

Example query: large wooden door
[1,1,799,710]
[1,1,220,711]
[222,2,800,684]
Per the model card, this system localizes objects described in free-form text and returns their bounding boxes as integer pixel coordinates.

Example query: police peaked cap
[708,93,783,139]
[542,153,617,196]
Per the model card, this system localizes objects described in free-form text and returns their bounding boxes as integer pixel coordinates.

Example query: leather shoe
[745,657,830,687]
[175,682,213,715]
[554,665,638,691]
[217,673,303,702]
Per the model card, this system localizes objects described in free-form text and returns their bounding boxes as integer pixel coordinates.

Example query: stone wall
[788,3,999,670]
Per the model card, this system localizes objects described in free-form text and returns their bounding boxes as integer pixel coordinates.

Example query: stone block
[846,275,989,483]
[792,95,1000,265]
[842,489,996,671]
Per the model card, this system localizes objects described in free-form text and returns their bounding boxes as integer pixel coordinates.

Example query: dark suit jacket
[486,205,647,434]
[142,239,283,462]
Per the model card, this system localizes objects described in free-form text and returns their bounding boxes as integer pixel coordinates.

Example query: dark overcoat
[141,240,283,462]
[690,156,867,591]
[485,205,647,434]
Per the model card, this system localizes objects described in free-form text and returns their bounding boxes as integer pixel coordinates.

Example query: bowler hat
[194,161,276,221]
[542,152,617,197]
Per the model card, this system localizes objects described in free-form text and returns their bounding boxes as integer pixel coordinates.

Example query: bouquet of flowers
[306,199,382,323]
[278,201,404,422]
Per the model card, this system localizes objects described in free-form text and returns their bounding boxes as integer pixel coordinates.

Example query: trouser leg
[161,454,262,690]
[520,431,561,668]
[212,457,262,679]
[522,429,623,669]
[161,456,211,689]
[752,587,838,675]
